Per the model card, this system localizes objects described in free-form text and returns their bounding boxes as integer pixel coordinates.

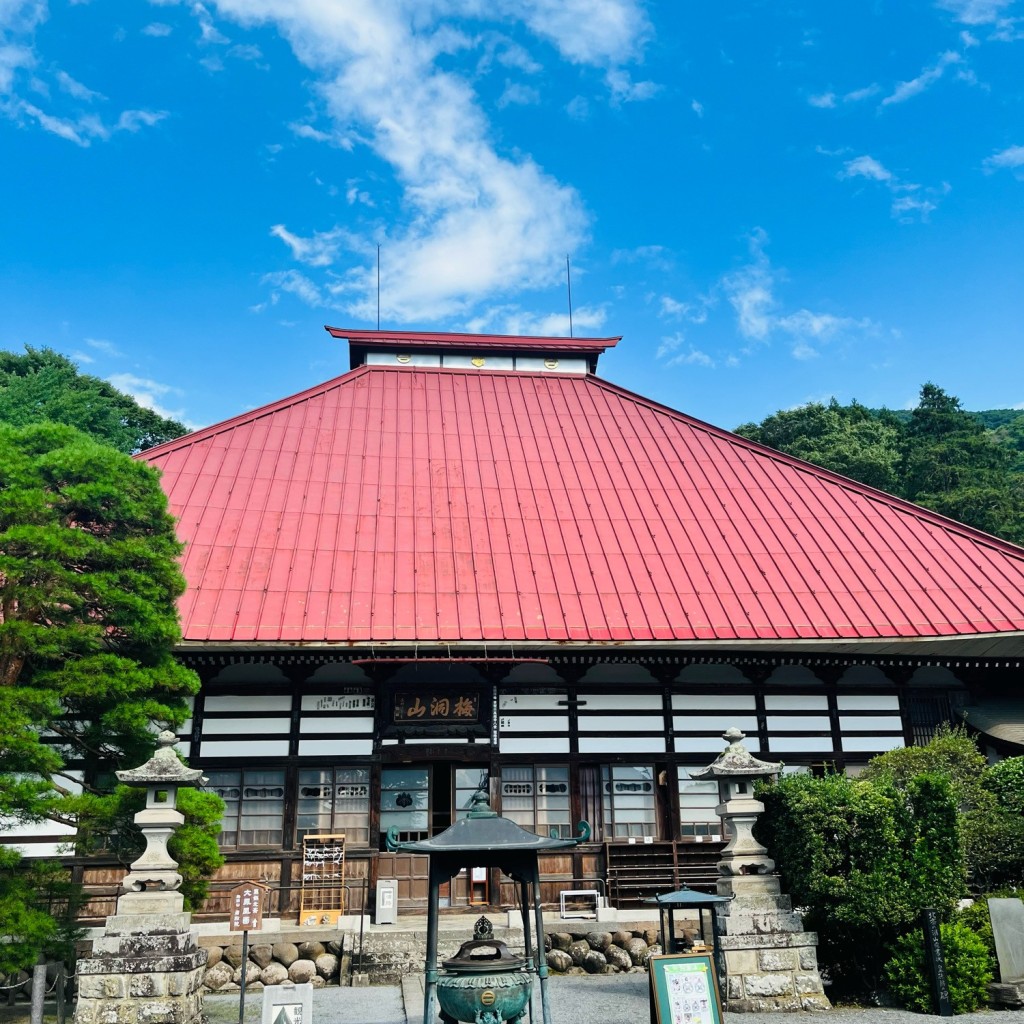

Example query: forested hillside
[736,383,1024,546]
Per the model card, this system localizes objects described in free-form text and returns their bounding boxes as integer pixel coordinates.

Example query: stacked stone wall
[198,940,342,993]
[189,925,670,988]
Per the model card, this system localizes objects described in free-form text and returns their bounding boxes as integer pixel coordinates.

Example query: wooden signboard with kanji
[299,833,346,926]
[229,880,269,932]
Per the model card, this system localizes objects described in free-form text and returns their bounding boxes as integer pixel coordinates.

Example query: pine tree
[0,422,216,969]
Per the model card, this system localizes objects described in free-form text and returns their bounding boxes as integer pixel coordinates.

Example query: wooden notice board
[228,880,268,932]
[299,833,346,926]
[648,954,723,1024]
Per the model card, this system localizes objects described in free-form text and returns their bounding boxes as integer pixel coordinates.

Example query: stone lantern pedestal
[693,729,830,1012]
[74,732,209,1024]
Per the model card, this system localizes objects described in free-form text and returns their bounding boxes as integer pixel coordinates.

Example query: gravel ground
[5,976,1024,1024]
[128,976,1024,1024]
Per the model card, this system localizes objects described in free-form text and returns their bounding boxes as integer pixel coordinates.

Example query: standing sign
[648,954,723,1024]
[921,908,953,1016]
[228,881,269,1024]
[229,881,268,933]
[262,982,312,1024]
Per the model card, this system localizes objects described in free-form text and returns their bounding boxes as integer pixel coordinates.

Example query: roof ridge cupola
[325,326,620,375]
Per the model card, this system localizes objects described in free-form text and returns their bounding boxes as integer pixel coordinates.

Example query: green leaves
[736,384,1024,543]
[0,422,217,969]
[0,347,187,454]
[757,764,965,997]
[884,922,992,1014]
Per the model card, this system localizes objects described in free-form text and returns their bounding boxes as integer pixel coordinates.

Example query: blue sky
[1,0,1022,433]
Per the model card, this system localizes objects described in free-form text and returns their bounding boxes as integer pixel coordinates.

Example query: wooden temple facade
[46,329,1024,918]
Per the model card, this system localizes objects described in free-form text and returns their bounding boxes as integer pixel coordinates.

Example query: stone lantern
[74,731,210,1024]
[114,729,205,905]
[691,726,781,878]
[692,728,830,1013]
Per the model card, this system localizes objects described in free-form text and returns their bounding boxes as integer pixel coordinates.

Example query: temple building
[122,328,1024,916]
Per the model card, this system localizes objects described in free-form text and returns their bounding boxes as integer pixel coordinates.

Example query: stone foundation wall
[192,926,668,988]
[544,928,662,975]
[198,940,343,994]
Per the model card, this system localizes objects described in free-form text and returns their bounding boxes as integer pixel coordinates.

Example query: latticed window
[454,768,490,821]
[500,765,571,837]
[295,767,371,845]
[380,767,430,843]
[677,766,721,841]
[601,764,657,838]
[205,769,285,848]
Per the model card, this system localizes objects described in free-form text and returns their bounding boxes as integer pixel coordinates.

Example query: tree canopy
[0,422,210,967]
[736,383,1024,545]
[0,347,188,453]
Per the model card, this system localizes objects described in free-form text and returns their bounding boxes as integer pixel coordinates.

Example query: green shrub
[955,890,1024,977]
[756,770,964,997]
[884,921,992,1014]
[984,757,1024,815]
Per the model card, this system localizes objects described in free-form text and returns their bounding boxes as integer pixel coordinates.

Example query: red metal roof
[141,360,1024,646]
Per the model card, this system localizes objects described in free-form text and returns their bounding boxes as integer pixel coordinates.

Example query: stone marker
[261,982,313,1024]
[990,898,1024,983]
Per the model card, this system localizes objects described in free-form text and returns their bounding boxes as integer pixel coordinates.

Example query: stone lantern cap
[115,730,204,787]
[691,727,782,780]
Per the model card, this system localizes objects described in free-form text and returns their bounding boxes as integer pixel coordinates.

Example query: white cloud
[476,33,542,75]
[107,372,197,428]
[610,245,673,270]
[288,121,330,142]
[142,22,174,36]
[261,269,325,307]
[843,84,880,102]
[936,0,1014,24]
[776,309,875,342]
[116,108,168,131]
[840,155,893,183]
[606,67,660,104]
[497,0,651,65]
[691,98,703,117]
[807,91,835,108]
[71,350,95,364]
[2,3,168,146]
[565,95,589,119]
[722,228,776,341]
[834,153,945,222]
[345,181,374,206]
[659,295,710,323]
[984,144,1024,172]
[496,80,540,108]
[17,101,87,144]
[85,337,122,356]
[463,303,606,337]
[0,1,45,94]
[656,333,715,368]
[12,99,168,144]
[207,0,649,321]
[229,42,262,60]
[882,50,962,105]
[194,2,229,45]
[270,224,343,267]
[717,229,878,358]
[55,70,103,101]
